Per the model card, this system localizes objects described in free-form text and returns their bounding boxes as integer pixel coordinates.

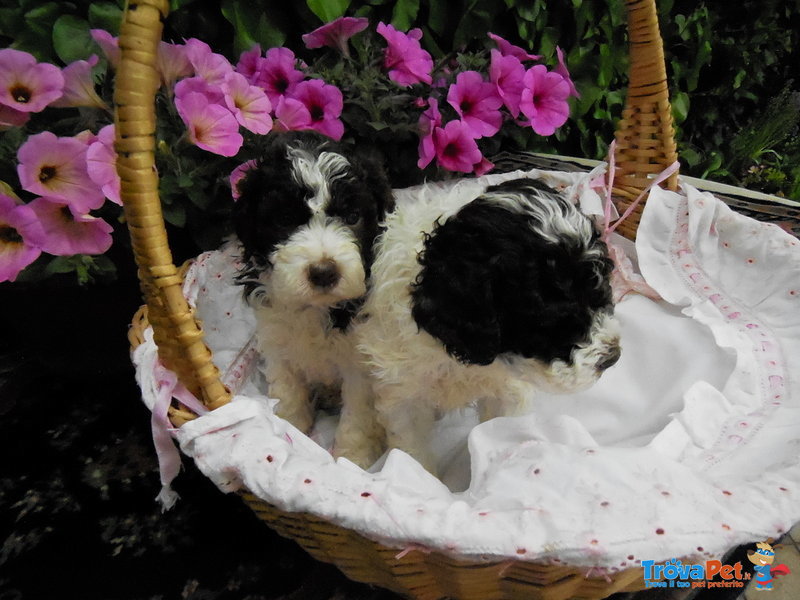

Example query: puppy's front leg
[266,362,314,433]
[333,370,384,469]
[374,387,438,475]
[477,380,533,422]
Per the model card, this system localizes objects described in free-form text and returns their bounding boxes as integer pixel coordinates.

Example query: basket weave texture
[119,1,679,598]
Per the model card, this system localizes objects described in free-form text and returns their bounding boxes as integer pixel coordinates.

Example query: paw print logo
[746,539,791,590]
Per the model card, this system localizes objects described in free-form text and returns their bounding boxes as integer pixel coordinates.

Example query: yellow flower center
[10,84,31,104]
[0,225,23,244]
[39,165,57,183]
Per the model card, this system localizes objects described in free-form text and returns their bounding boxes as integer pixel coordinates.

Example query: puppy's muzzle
[307,259,341,290]
[595,344,621,372]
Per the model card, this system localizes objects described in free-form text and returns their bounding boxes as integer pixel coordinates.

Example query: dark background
[1,0,799,598]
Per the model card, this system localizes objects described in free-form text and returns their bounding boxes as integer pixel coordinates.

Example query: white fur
[245,147,381,467]
[267,215,366,307]
[288,148,350,212]
[353,181,620,473]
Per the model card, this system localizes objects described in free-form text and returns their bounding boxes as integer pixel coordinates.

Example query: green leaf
[44,256,78,275]
[514,2,541,22]
[88,2,123,35]
[177,174,194,188]
[170,0,200,9]
[52,14,96,64]
[221,0,286,55]
[23,3,61,39]
[162,201,187,227]
[671,91,690,124]
[419,25,445,58]
[306,0,350,22]
[426,0,448,36]
[392,0,420,31]
[680,147,702,168]
[186,186,213,209]
[454,0,502,49]
[0,8,23,39]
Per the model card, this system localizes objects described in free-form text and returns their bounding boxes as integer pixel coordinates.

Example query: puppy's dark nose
[307,259,340,290]
[596,345,621,372]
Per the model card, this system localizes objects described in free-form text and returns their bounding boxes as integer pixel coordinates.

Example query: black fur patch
[328,296,365,331]
[411,180,613,366]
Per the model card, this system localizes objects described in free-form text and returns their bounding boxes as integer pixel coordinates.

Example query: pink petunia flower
[433,120,484,173]
[474,156,494,177]
[27,198,113,256]
[489,49,526,118]
[183,38,234,86]
[236,45,263,84]
[555,46,580,98]
[73,129,99,146]
[376,22,433,87]
[158,41,194,89]
[0,48,64,113]
[0,193,46,282]
[288,79,344,140]
[302,17,369,57]
[86,125,121,206]
[0,105,30,130]
[174,76,225,106]
[519,65,571,136]
[251,47,306,106]
[488,32,541,62]
[230,159,258,201]
[447,70,503,139]
[273,96,312,132]
[222,72,272,135]
[90,29,120,69]
[17,131,105,213]
[175,91,243,156]
[417,97,442,169]
[50,55,109,111]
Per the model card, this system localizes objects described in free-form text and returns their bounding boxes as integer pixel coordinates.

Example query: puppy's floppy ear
[231,162,268,253]
[411,221,502,366]
[350,148,395,219]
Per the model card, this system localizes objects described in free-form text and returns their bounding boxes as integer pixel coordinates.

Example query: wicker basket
[119,1,679,598]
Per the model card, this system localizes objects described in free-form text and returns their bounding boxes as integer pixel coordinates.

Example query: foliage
[2,0,798,288]
[0,1,578,286]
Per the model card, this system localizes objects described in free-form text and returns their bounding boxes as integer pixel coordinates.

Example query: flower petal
[0,49,64,113]
[16,131,105,212]
[27,198,113,256]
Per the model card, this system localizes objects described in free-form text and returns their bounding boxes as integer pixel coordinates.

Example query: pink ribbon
[151,362,208,510]
[601,141,680,302]
[602,140,680,241]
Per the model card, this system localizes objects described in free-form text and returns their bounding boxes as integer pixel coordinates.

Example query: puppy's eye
[344,210,361,225]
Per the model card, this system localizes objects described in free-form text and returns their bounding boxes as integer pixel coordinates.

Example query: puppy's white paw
[333,439,383,470]
[274,398,315,434]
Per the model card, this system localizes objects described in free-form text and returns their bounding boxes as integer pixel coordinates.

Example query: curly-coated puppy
[355,178,621,473]
[232,131,393,464]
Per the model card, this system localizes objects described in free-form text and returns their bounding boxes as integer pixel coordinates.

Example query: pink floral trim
[666,194,787,468]
[221,334,259,394]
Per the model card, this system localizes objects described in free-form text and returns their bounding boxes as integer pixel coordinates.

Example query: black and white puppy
[355,178,621,473]
[232,131,393,464]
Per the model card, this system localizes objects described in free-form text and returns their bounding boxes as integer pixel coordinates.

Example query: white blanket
[133,170,800,573]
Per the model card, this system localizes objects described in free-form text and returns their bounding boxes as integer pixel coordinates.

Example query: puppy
[355,178,621,473]
[232,131,393,465]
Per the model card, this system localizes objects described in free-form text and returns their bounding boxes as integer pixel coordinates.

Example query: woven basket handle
[115,0,231,411]
[612,0,680,239]
[115,0,678,414]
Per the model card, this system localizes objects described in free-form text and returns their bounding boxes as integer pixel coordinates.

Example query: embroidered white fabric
[132,169,800,571]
